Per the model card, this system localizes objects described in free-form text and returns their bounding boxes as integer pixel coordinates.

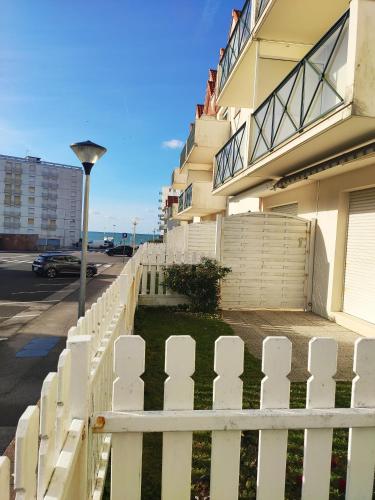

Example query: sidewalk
[0,261,124,455]
[223,310,361,381]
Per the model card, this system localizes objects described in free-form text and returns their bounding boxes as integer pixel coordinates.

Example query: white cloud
[162,139,183,150]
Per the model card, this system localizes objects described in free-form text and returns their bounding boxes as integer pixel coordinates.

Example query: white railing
[94,335,375,500]
[0,245,145,499]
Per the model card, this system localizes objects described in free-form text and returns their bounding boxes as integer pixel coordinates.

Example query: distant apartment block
[0,154,83,248]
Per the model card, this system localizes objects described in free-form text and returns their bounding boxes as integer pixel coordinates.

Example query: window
[29,186,35,193]
[4,216,10,223]
[28,196,35,204]
[4,194,11,205]
[4,184,12,193]
[14,195,21,206]
[28,218,34,225]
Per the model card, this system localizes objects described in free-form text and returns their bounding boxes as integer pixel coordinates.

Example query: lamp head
[70,140,107,174]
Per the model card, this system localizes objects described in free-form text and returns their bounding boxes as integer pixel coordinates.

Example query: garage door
[343,188,375,324]
[220,213,311,310]
[271,203,298,216]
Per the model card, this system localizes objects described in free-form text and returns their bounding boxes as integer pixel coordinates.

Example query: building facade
[164,0,375,336]
[0,154,83,249]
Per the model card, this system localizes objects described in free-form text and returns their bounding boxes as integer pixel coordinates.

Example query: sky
[0,0,237,233]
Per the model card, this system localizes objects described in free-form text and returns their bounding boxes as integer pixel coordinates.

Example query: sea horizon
[87,230,155,246]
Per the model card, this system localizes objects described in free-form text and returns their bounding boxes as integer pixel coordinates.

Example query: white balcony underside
[213,106,375,197]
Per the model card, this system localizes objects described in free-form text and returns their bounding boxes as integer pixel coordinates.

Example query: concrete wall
[261,163,375,319]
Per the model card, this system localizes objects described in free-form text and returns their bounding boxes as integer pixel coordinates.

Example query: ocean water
[87,231,155,246]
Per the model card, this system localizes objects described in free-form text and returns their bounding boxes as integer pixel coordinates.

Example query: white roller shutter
[271,203,298,216]
[343,188,375,324]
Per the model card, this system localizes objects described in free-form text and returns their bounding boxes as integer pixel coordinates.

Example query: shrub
[163,257,231,313]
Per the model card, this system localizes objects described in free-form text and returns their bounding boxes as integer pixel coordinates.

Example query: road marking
[16,337,61,358]
[0,300,59,305]
[14,313,40,319]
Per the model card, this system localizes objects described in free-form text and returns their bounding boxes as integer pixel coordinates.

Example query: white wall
[0,155,83,247]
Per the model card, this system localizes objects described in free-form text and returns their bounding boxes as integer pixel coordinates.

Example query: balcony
[171,168,187,190]
[218,0,252,95]
[250,12,349,163]
[4,221,21,230]
[214,123,247,189]
[217,0,349,108]
[175,182,226,221]
[41,224,57,231]
[213,7,375,196]
[179,117,230,170]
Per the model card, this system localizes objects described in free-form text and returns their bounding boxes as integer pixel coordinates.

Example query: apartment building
[166,0,375,335]
[158,186,181,237]
[0,154,83,249]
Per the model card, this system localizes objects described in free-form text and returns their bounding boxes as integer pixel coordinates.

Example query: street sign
[122,233,127,239]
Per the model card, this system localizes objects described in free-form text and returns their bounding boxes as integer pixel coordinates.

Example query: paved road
[0,251,128,453]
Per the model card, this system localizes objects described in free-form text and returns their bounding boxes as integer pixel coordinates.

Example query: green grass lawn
[133,307,355,500]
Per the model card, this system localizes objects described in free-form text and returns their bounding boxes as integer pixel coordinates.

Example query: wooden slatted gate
[218,213,313,310]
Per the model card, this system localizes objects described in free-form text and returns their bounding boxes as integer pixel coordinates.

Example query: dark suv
[32,253,98,279]
[105,245,133,257]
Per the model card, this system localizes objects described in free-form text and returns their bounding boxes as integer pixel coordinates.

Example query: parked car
[32,253,98,278]
[105,245,133,257]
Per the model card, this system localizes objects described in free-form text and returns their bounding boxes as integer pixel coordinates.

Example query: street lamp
[132,218,139,255]
[70,140,107,318]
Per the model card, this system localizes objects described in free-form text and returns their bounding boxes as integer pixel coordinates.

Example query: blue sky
[0,0,236,233]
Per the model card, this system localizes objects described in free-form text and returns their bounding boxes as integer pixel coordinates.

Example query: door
[220,212,311,310]
[343,188,375,324]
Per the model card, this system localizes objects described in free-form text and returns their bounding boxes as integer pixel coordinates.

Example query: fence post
[215,214,223,262]
[111,335,145,500]
[346,338,375,499]
[67,334,91,499]
[14,405,40,500]
[210,336,244,500]
[257,337,291,500]
[0,457,10,500]
[302,338,337,499]
[162,336,195,500]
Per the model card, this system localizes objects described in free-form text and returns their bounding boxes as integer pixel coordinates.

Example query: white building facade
[0,154,83,248]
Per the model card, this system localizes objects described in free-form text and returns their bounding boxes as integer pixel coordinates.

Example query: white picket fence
[0,245,145,500]
[93,335,375,500]
[138,243,206,306]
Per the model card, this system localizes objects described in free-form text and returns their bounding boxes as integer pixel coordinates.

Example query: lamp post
[70,140,107,318]
[132,218,139,255]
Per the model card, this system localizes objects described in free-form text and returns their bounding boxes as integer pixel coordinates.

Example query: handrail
[250,11,350,163]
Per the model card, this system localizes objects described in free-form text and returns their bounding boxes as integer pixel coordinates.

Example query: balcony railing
[250,11,349,163]
[178,184,193,213]
[214,123,247,189]
[4,222,21,229]
[256,0,270,20]
[179,144,187,168]
[219,0,252,92]
[179,124,196,168]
